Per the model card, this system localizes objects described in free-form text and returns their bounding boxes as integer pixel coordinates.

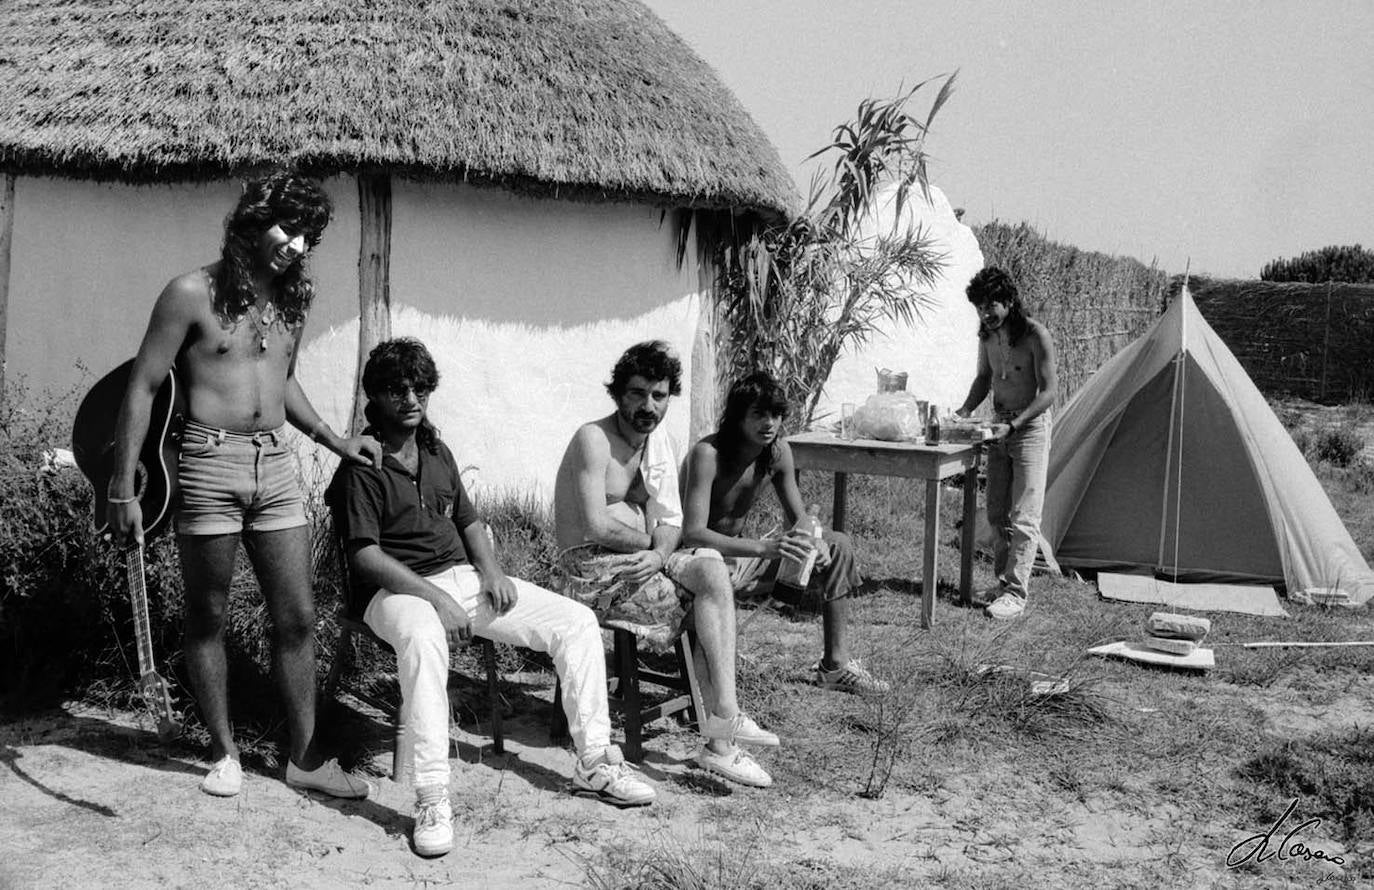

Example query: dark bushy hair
[716,371,789,475]
[362,337,442,453]
[214,172,332,327]
[966,266,1030,345]
[604,340,682,398]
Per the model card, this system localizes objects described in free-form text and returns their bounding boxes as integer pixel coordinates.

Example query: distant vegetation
[1261,244,1374,283]
[974,221,1169,404]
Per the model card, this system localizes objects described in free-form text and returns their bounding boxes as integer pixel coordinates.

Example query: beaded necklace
[250,301,277,351]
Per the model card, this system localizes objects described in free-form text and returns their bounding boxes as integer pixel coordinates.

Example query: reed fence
[975,221,1169,404]
[1173,276,1374,404]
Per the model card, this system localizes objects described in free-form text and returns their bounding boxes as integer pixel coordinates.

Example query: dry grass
[7,388,1373,887]
[584,406,1373,887]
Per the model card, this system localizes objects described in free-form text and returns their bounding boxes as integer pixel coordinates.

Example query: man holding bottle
[680,371,887,696]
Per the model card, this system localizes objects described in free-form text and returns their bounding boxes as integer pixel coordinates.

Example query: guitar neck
[124,546,157,679]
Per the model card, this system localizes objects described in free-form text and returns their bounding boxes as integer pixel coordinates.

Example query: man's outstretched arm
[107,277,197,545]
[283,334,381,468]
[957,339,992,417]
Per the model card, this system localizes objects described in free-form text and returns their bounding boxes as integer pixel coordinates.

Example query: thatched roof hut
[0,1,798,491]
[0,0,795,212]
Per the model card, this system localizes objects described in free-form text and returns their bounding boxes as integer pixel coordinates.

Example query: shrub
[1260,243,1374,283]
[0,378,185,709]
[1311,424,1365,467]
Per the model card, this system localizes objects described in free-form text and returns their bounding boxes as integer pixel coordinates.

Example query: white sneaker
[200,755,242,797]
[572,746,656,807]
[970,585,1004,607]
[284,757,372,799]
[700,712,779,747]
[412,789,453,857]
[815,659,891,696]
[695,745,773,788]
[986,592,1027,620]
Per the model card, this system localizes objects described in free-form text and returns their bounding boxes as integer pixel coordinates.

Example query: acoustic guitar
[72,358,183,538]
[71,359,185,741]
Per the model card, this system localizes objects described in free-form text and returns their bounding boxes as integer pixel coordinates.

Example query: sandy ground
[3,672,1366,890]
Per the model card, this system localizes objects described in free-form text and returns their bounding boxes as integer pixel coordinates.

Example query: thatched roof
[0,0,797,215]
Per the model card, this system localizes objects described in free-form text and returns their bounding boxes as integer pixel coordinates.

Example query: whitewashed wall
[294,299,700,502]
[9,176,709,501]
[813,181,984,421]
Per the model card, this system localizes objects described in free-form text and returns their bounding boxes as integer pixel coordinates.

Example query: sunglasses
[382,381,435,400]
[276,220,324,249]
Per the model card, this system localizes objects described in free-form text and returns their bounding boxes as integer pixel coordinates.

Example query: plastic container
[776,504,823,588]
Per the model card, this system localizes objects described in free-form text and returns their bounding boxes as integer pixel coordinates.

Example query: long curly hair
[362,337,442,454]
[966,266,1030,346]
[213,172,332,327]
[716,371,789,477]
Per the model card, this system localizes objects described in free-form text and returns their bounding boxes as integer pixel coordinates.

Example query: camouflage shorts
[556,545,709,652]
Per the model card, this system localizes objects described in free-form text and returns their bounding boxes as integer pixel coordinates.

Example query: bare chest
[604,453,646,506]
[714,463,764,522]
[986,336,1036,383]
[184,308,299,369]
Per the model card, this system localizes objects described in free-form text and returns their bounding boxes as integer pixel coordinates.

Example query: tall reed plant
[715,76,957,430]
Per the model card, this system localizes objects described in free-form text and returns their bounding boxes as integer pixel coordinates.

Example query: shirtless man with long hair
[108,172,379,797]
[956,266,1058,620]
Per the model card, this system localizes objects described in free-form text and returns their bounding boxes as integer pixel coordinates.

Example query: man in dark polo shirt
[328,338,654,859]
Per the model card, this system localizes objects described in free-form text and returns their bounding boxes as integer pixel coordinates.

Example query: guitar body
[71,360,185,740]
[71,359,185,540]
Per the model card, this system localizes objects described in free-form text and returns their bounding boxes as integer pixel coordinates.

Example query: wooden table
[786,431,981,628]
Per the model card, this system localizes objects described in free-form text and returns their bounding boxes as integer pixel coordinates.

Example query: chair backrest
[324,487,377,622]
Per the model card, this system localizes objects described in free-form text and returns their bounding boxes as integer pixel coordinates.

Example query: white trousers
[363,565,611,789]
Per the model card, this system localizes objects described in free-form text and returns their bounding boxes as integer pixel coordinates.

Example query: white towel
[641,426,683,530]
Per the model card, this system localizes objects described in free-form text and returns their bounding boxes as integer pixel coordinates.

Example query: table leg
[832,472,848,533]
[961,462,978,606]
[922,478,940,628]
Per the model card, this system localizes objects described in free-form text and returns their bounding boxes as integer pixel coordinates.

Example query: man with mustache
[680,371,887,695]
[106,172,379,798]
[955,266,1058,619]
[553,341,778,788]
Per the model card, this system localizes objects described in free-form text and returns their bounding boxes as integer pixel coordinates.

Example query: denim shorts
[175,420,306,536]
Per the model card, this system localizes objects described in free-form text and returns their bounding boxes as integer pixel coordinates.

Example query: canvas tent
[1042,286,1374,608]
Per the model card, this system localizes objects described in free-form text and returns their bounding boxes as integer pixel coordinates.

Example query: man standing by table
[956,266,1058,619]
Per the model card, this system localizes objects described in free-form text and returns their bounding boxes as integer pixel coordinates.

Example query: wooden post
[0,174,15,402]
[351,171,393,434]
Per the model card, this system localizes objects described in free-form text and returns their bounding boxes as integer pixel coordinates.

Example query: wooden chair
[323,529,505,779]
[550,545,707,762]
[551,625,705,763]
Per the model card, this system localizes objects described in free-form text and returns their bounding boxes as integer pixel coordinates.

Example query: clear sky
[643,0,1374,279]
